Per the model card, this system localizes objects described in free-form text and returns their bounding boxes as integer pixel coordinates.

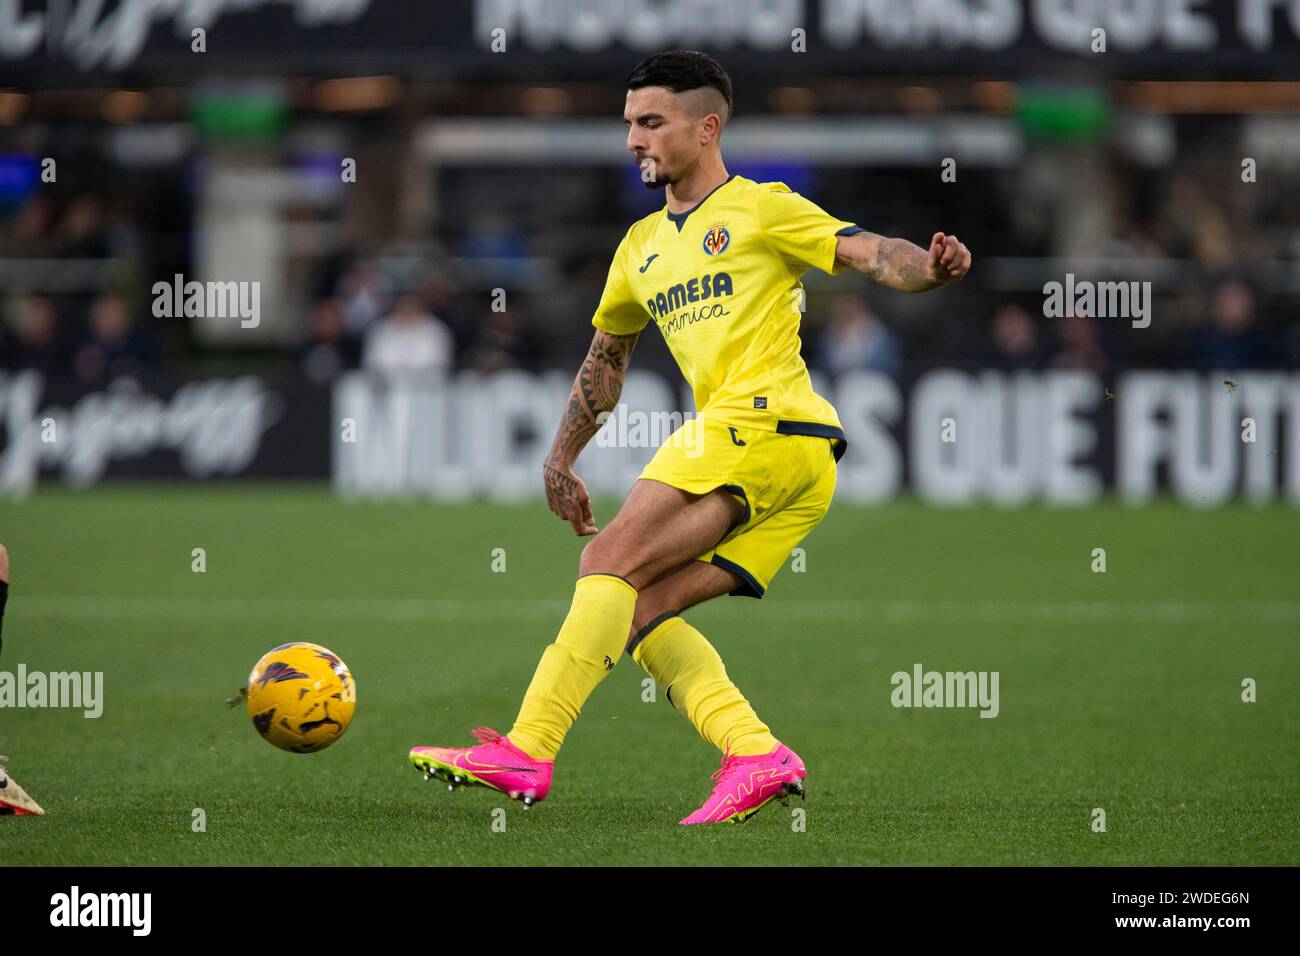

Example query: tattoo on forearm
[869,237,940,292]
[546,331,638,468]
[582,338,627,412]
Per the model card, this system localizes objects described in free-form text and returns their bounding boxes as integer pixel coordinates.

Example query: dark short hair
[626,50,734,122]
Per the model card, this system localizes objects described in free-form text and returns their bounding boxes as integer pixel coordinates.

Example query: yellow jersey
[591,173,859,461]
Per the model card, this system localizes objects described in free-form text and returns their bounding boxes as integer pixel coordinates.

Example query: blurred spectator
[817,293,902,380]
[58,197,109,258]
[418,271,475,360]
[73,293,157,384]
[337,260,393,339]
[1191,278,1271,371]
[362,293,454,376]
[8,295,65,374]
[1,196,57,257]
[469,308,537,374]
[103,196,145,259]
[299,298,360,385]
[1156,173,1233,273]
[988,305,1044,369]
[1050,313,1109,375]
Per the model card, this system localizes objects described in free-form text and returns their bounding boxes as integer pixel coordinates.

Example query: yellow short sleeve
[591,231,649,335]
[757,183,862,276]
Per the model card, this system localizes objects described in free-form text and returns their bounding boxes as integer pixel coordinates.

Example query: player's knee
[578,528,632,579]
[0,542,9,582]
[577,535,604,577]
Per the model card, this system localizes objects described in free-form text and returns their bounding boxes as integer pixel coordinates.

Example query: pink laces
[471,726,506,745]
[710,745,742,784]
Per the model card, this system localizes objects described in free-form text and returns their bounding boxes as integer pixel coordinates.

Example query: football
[245,642,356,753]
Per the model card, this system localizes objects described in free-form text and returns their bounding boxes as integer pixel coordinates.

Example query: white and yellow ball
[246,642,356,753]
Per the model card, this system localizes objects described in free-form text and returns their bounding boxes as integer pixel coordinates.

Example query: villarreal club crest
[703,222,731,257]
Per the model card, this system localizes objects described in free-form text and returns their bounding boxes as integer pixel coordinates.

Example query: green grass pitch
[2,485,1296,865]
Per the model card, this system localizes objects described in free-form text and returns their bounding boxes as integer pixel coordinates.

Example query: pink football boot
[409,726,553,809]
[680,742,807,825]
[0,757,45,816]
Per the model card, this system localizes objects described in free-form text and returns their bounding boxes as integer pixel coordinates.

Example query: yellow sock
[508,573,637,761]
[629,614,779,757]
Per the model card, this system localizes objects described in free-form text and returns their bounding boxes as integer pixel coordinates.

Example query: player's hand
[926,232,971,284]
[543,460,598,536]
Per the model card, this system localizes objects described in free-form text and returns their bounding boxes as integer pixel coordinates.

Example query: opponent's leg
[506,479,744,761]
[0,542,9,658]
[0,544,48,817]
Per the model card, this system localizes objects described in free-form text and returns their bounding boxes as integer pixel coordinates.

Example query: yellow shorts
[637,414,844,598]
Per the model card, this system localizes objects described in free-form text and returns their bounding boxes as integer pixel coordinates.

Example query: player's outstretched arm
[835,231,971,292]
[543,329,640,536]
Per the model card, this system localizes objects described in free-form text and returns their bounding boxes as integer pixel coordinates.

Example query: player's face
[624,86,703,189]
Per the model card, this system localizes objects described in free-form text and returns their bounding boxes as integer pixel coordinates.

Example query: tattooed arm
[835,231,971,292]
[543,328,640,535]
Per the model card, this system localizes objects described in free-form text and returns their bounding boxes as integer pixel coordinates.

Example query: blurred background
[1,0,1298,505]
